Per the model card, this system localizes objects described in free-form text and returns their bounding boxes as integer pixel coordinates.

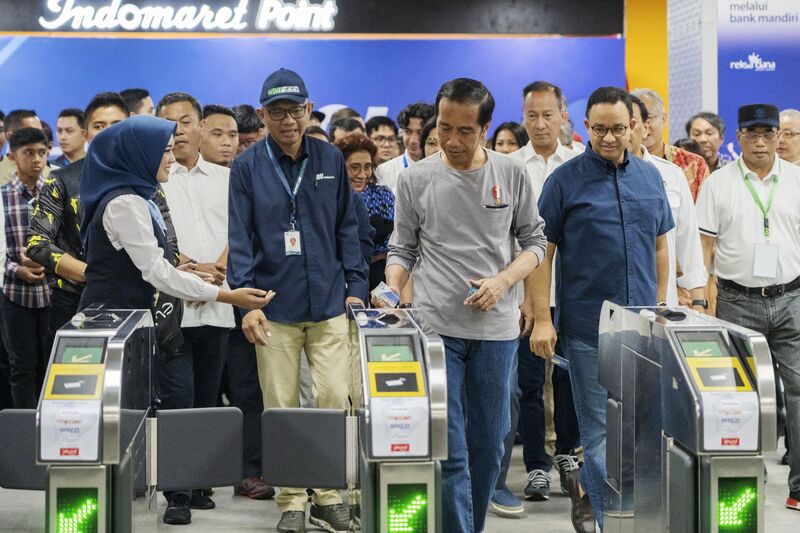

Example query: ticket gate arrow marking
[63,380,86,389]
[718,488,756,526]
[57,498,98,530]
[690,348,713,356]
[69,354,94,363]
[386,377,407,387]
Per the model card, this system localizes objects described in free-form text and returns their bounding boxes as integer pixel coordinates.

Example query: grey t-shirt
[387,150,547,341]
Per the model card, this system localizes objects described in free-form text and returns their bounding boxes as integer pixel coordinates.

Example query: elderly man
[386,78,546,533]
[778,109,800,165]
[228,67,367,533]
[697,104,800,512]
[632,89,710,200]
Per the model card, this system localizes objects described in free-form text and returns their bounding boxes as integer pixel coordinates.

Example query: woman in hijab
[79,115,272,314]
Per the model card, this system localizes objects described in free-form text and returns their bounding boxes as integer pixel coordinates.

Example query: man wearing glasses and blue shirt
[530,87,673,532]
[227,68,368,533]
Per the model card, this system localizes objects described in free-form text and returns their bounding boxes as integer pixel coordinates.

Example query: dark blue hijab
[80,115,176,244]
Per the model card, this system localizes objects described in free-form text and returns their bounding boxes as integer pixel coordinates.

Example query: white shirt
[375,150,414,193]
[697,156,800,287]
[570,141,586,154]
[510,141,577,307]
[102,195,219,303]
[643,147,708,305]
[160,155,234,328]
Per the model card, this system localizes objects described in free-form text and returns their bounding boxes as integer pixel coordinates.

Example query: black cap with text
[260,68,309,106]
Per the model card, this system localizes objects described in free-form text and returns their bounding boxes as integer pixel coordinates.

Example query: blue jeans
[441,336,517,533]
[560,333,606,530]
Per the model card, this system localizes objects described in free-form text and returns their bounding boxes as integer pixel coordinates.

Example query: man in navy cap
[228,67,368,533]
[697,103,800,512]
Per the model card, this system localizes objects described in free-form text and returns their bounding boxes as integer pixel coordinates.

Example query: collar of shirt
[170,152,213,177]
[10,173,44,197]
[517,140,571,164]
[267,134,309,164]
[584,141,631,171]
[739,155,780,183]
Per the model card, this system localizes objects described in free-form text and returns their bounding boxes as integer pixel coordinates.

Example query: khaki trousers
[255,314,350,512]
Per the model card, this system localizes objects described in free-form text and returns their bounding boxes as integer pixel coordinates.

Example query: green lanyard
[739,159,779,238]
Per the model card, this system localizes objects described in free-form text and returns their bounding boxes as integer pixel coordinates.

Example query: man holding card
[697,103,800,512]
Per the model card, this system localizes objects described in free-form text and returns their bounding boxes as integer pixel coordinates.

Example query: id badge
[753,242,779,279]
[284,230,301,256]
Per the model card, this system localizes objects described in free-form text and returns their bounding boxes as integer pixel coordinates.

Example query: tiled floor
[1,444,797,532]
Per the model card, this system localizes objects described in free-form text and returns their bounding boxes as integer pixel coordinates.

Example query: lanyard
[739,158,779,238]
[402,153,409,168]
[265,138,308,230]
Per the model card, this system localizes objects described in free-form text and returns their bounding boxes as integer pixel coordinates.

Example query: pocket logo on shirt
[483,184,509,209]
[315,173,335,182]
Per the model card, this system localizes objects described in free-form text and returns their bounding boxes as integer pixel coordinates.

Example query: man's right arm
[27,175,85,281]
[385,170,419,297]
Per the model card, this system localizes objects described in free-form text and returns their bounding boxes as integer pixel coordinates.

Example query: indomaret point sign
[36,0,339,32]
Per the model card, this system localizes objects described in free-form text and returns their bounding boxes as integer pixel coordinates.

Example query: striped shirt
[2,174,50,308]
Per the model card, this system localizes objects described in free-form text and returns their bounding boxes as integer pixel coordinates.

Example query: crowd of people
[0,67,799,533]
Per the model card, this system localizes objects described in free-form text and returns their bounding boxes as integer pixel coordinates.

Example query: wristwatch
[398,303,413,309]
[691,298,709,309]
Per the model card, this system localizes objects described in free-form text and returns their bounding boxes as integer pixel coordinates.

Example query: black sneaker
[554,454,581,495]
[309,502,351,532]
[163,493,191,525]
[277,510,307,533]
[524,469,552,501]
[190,489,215,510]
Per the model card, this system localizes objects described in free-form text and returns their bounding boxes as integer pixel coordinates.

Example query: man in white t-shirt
[374,102,434,192]
[697,103,800,512]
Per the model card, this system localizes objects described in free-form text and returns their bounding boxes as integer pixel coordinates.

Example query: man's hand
[177,263,216,284]
[345,296,364,309]
[371,286,401,308]
[16,265,45,284]
[192,262,226,286]
[20,251,43,270]
[531,318,558,359]
[242,309,270,347]
[464,276,510,312]
[519,302,535,337]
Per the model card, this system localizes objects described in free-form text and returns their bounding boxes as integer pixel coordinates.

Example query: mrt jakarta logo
[729,52,776,72]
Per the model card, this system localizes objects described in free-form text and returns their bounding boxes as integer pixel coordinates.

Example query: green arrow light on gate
[718,487,756,527]
[57,498,98,533]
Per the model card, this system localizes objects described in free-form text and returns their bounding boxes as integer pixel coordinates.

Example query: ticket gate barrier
[0,307,243,532]
[261,305,447,533]
[598,303,777,533]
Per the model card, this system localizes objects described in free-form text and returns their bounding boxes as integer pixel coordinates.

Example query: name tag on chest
[753,242,779,279]
[285,231,302,256]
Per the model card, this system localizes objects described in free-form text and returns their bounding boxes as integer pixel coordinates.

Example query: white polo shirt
[160,154,235,328]
[374,150,413,193]
[697,156,800,287]
[643,148,707,305]
[510,141,577,307]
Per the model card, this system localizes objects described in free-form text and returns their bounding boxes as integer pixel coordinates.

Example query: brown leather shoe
[565,469,596,533]
[234,476,276,500]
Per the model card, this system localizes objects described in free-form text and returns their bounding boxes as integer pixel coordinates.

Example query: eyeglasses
[371,135,397,145]
[778,130,800,139]
[425,138,439,147]
[589,125,628,137]
[347,163,373,175]
[741,130,777,142]
[265,104,307,121]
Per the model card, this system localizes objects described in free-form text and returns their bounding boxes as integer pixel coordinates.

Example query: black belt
[717,276,800,297]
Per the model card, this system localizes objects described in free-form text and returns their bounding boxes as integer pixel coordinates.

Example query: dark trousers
[0,294,12,410]
[2,298,49,409]
[518,334,581,472]
[225,314,263,478]
[47,288,82,355]
[159,325,229,502]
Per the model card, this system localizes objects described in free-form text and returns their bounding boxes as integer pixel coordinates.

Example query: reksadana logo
[730,52,776,72]
[38,0,339,32]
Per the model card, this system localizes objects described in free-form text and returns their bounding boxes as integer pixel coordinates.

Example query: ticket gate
[0,307,243,532]
[262,305,447,533]
[598,303,777,533]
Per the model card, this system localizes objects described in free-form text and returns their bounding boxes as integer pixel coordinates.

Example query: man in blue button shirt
[227,68,368,533]
[529,87,673,532]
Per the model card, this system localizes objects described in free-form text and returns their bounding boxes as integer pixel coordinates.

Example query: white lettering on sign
[39,0,250,31]
[255,0,338,31]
